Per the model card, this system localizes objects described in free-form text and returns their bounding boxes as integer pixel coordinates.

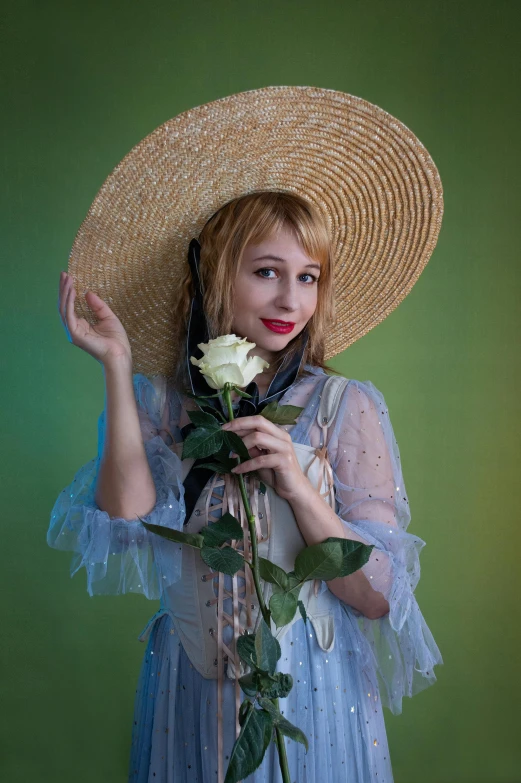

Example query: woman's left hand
[221,416,309,502]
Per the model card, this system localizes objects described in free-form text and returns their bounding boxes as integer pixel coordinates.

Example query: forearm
[287,481,390,619]
[94,358,157,519]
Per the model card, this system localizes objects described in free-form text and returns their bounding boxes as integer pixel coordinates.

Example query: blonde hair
[173,190,341,392]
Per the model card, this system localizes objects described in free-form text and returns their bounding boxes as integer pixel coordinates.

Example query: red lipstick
[261,319,295,334]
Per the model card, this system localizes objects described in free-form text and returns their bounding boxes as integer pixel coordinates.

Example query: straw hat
[68,85,444,377]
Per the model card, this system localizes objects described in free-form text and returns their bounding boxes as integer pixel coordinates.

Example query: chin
[257,332,295,347]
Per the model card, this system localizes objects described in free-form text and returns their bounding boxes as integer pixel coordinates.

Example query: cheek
[306,290,319,315]
[234,276,269,306]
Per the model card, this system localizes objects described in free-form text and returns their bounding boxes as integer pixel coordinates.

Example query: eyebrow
[251,254,321,271]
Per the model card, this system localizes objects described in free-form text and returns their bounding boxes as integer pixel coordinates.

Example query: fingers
[57,271,132,365]
[230,445,268,460]
[231,452,277,474]
[84,289,115,321]
[222,416,280,435]
[57,271,63,315]
[59,272,76,320]
[65,276,77,336]
[58,272,77,341]
[223,417,291,447]
[58,272,72,338]
[58,271,68,323]
[233,430,281,454]
[58,271,117,331]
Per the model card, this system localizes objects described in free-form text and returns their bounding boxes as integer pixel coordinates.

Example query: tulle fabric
[47,374,186,599]
[47,364,443,781]
[324,379,443,715]
[129,606,393,783]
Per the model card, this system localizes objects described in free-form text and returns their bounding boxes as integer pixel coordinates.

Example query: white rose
[190,334,270,390]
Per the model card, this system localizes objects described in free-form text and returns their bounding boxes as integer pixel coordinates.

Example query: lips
[261,319,295,334]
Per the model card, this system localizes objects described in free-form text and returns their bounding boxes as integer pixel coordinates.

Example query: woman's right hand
[58,271,133,366]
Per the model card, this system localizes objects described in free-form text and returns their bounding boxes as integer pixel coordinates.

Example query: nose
[274,280,299,312]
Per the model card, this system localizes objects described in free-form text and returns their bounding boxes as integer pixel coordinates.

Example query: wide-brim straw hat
[69,85,444,377]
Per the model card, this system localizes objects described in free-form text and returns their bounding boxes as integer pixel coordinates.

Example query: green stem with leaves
[222,384,291,783]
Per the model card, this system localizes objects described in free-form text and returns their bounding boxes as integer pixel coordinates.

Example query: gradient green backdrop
[2,1,520,781]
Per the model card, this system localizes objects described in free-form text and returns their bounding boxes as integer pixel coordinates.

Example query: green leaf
[181,427,224,460]
[257,671,293,699]
[293,541,345,582]
[192,461,233,474]
[239,670,293,699]
[257,697,280,720]
[191,437,240,472]
[258,558,289,590]
[275,715,309,752]
[262,708,277,755]
[271,573,301,596]
[238,672,259,698]
[139,519,204,548]
[287,573,301,591]
[187,409,222,428]
[181,394,226,420]
[238,698,253,726]
[260,402,304,425]
[200,513,244,547]
[269,591,299,628]
[222,430,251,462]
[257,699,308,751]
[323,536,375,576]
[254,618,281,675]
[297,600,308,624]
[236,633,257,669]
[286,572,301,587]
[201,405,227,422]
[220,454,241,472]
[200,546,244,576]
[223,706,273,783]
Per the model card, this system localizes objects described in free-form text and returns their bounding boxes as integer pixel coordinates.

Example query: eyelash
[255,267,319,285]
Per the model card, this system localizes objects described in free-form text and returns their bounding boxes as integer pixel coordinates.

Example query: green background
[2,1,520,781]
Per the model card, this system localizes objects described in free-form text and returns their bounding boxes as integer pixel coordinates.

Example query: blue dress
[47,365,443,782]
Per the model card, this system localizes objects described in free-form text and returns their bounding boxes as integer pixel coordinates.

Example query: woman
[48,88,444,782]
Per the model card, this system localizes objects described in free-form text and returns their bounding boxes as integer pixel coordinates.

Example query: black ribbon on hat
[180,238,309,524]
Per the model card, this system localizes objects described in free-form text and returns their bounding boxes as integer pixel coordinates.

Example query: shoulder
[319,376,391,429]
[302,365,387,398]
[299,363,327,381]
[332,379,396,446]
[324,374,386,400]
[302,365,373,391]
[345,378,388,410]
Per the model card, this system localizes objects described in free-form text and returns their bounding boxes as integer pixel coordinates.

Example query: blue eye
[256,268,318,284]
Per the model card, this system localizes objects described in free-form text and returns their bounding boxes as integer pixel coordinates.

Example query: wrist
[284,477,318,507]
[102,354,133,377]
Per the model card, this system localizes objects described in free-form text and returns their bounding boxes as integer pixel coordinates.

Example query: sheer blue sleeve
[327,379,443,714]
[47,373,186,599]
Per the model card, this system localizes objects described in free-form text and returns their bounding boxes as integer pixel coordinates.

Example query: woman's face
[230,224,320,373]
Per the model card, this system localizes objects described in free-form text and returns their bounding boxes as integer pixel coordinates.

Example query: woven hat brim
[68,85,444,377]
